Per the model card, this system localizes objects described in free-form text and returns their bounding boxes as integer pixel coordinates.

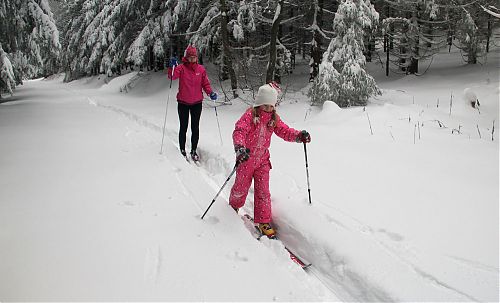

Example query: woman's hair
[251,106,279,128]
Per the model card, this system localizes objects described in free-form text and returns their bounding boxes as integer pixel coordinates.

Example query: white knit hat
[253,84,279,107]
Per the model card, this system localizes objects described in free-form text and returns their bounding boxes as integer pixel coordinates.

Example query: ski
[241,213,311,270]
[180,152,201,166]
[191,158,201,166]
[181,153,190,163]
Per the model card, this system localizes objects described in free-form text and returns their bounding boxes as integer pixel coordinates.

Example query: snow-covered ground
[0,48,498,301]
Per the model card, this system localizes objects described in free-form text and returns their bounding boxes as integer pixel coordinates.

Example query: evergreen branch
[233,42,270,51]
[170,12,221,37]
[280,14,306,25]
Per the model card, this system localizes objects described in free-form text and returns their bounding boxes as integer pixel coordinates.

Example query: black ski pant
[177,102,202,152]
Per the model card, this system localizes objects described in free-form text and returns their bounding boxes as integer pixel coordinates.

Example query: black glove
[296,130,311,143]
[235,145,250,164]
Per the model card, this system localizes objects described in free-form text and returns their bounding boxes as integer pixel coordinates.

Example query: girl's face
[261,104,275,113]
[187,56,197,63]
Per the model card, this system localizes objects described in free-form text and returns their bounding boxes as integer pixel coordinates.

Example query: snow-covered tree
[307,0,332,81]
[480,3,500,19]
[187,0,239,97]
[266,0,285,83]
[234,0,256,41]
[0,0,60,83]
[453,1,496,64]
[380,0,447,74]
[455,7,483,64]
[0,44,16,97]
[379,0,498,72]
[62,0,178,81]
[311,0,380,107]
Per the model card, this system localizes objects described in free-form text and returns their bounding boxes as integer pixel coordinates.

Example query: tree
[381,0,446,74]
[455,6,482,64]
[311,0,380,107]
[62,0,180,81]
[0,44,16,97]
[453,1,497,64]
[219,0,238,97]
[380,0,498,73]
[307,0,330,81]
[266,0,285,83]
[0,0,60,83]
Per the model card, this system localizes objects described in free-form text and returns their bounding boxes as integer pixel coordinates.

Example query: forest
[1,0,499,106]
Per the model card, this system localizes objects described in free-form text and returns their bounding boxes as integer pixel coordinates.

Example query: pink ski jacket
[233,108,300,160]
[168,63,213,105]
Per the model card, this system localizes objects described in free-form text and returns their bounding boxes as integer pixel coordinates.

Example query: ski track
[144,245,162,284]
[77,94,344,297]
[275,209,394,302]
[314,197,481,301]
[77,92,479,301]
[446,255,500,274]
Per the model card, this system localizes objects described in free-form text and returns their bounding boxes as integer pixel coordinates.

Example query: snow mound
[318,100,341,116]
[322,100,341,112]
[98,72,138,93]
[311,101,344,124]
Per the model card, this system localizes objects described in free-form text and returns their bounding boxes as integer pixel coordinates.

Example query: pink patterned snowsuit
[229,108,300,223]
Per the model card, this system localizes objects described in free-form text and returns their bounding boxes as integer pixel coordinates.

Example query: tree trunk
[486,14,491,53]
[385,33,389,76]
[266,0,284,83]
[219,0,238,98]
[309,0,323,81]
[407,9,419,74]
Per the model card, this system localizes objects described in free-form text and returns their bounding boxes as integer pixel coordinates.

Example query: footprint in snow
[227,251,249,262]
[324,214,348,230]
[120,200,136,207]
[377,228,404,241]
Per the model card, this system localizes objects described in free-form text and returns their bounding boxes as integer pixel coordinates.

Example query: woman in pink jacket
[229,83,311,238]
[168,46,217,161]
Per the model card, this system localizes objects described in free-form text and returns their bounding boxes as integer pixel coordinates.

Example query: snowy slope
[0,47,498,301]
[0,79,335,301]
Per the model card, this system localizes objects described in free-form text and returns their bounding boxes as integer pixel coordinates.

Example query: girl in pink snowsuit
[229,83,311,236]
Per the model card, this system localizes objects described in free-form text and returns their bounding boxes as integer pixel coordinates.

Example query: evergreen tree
[455,6,483,64]
[0,0,60,83]
[311,0,380,107]
[62,0,178,81]
[0,44,16,97]
[381,0,446,74]
[453,1,497,64]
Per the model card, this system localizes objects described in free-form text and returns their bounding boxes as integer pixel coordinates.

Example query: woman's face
[261,104,274,113]
[187,56,197,63]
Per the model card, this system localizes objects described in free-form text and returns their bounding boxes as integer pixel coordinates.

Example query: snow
[481,5,500,19]
[0,48,498,301]
[464,87,478,103]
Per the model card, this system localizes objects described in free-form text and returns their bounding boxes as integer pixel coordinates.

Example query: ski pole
[213,100,223,145]
[201,162,239,219]
[303,142,312,204]
[160,65,175,154]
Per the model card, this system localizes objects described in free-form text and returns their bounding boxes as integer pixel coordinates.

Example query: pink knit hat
[184,45,198,58]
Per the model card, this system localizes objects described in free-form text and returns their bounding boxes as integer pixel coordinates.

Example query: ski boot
[231,206,239,213]
[258,223,276,239]
[190,150,200,162]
